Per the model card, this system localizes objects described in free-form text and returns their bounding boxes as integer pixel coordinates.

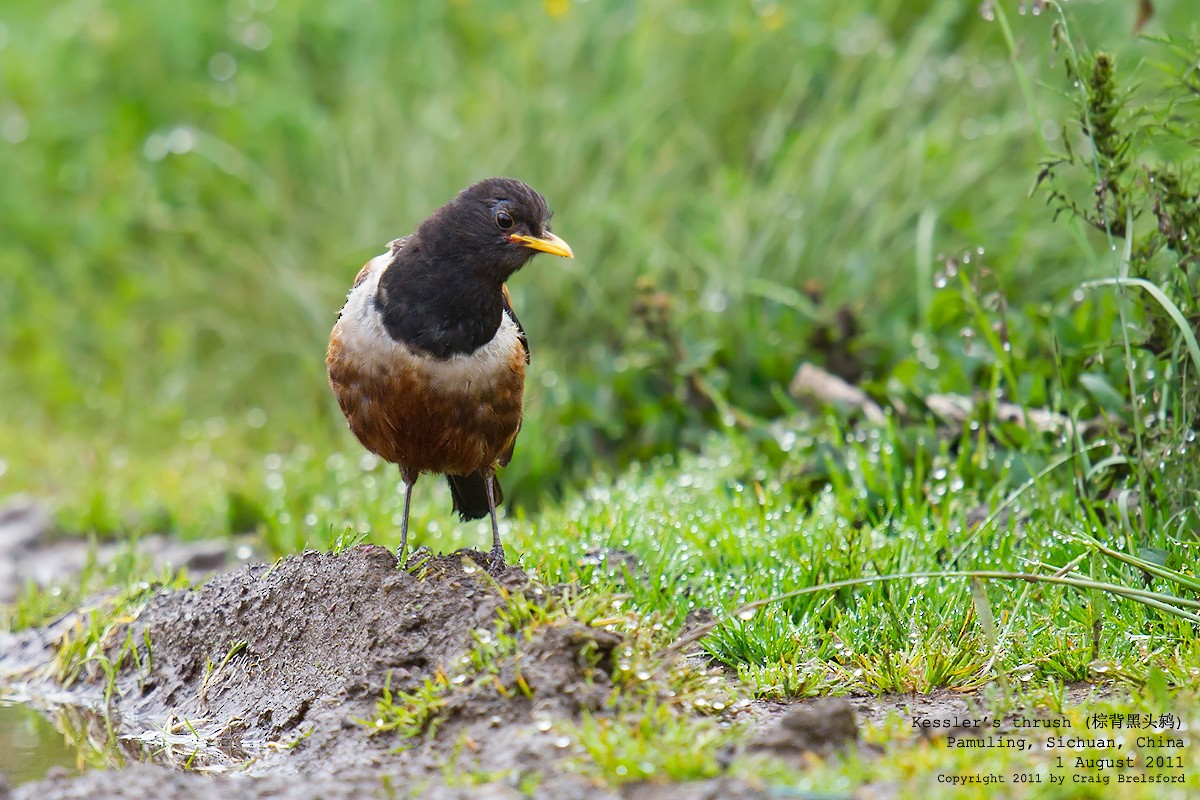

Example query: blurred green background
[0,0,1193,540]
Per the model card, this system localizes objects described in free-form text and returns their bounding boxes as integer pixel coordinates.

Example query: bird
[326,178,573,567]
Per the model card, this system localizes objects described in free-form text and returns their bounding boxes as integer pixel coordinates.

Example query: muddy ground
[0,537,1114,800]
[3,546,781,799]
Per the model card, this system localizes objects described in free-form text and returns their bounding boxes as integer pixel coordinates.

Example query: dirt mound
[104,546,565,771]
[4,546,784,799]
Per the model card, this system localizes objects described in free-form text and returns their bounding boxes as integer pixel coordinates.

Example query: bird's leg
[483,468,505,569]
[398,470,416,563]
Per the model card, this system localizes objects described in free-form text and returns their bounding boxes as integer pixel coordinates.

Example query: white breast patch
[332,251,523,397]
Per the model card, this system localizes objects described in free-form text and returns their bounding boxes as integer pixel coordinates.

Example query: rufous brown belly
[326,329,525,481]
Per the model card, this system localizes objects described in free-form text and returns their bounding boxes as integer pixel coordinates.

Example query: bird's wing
[351,262,373,289]
[498,284,527,469]
[352,236,411,289]
[501,284,529,364]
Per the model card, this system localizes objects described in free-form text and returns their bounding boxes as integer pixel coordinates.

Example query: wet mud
[0,544,1120,799]
[0,497,256,605]
[1,547,794,799]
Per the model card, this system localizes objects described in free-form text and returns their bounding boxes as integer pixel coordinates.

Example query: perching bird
[326,178,573,567]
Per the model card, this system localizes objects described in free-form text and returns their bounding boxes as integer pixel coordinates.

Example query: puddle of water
[0,701,86,786]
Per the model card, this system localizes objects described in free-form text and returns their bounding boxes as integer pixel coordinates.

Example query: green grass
[3,0,1192,517]
[5,0,1200,795]
[566,700,731,784]
[367,674,451,743]
[10,420,1200,794]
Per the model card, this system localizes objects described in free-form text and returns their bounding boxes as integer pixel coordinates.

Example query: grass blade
[662,568,1200,665]
[1080,276,1200,381]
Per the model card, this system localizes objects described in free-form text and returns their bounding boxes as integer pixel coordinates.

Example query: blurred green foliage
[0,0,1195,533]
[6,10,1200,791]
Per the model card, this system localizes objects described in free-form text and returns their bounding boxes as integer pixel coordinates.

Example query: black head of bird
[418,177,574,283]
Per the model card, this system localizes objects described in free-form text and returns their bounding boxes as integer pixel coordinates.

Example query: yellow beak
[510,231,574,259]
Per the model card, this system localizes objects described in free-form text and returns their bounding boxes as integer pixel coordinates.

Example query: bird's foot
[485,545,507,575]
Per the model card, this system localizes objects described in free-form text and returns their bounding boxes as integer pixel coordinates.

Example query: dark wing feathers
[501,284,529,364]
[497,284,526,469]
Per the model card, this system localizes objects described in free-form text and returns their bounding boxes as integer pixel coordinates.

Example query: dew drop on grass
[240,21,272,50]
[737,608,757,621]
[208,51,237,81]
[143,133,169,161]
[165,126,196,154]
[535,718,552,732]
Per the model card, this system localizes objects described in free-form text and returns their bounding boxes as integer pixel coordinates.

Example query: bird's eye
[496,210,514,230]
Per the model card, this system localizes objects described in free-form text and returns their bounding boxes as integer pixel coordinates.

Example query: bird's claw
[485,546,507,575]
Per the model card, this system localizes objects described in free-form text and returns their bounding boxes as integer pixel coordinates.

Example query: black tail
[446,472,502,521]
